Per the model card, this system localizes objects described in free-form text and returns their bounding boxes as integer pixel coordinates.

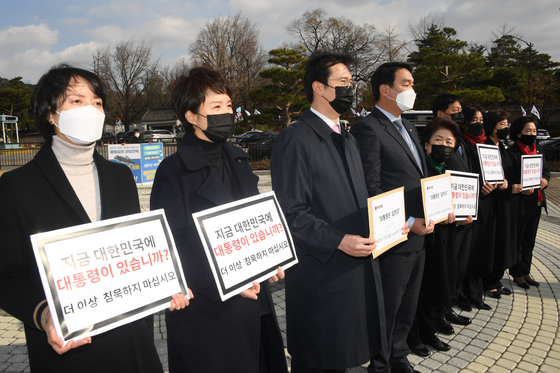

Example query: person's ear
[185,111,197,126]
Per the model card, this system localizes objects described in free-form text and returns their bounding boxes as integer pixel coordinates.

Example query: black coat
[150,132,286,373]
[0,140,162,373]
[271,110,386,369]
[492,141,517,271]
[463,139,498,277]
[508,142,550,216]
[420,163,455,307]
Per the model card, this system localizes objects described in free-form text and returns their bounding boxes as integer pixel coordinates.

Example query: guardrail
[0,141,275,168]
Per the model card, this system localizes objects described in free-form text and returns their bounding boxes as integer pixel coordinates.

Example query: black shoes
[497,287,512,295]
[445,308,471,326]
[435,317,454,335]
[514,279,530,289]
[525,277,540,287]
[484,290,501,299]
[392,365,421,373]
[409,344,431,357]
[425,336,451,352]
[473,301,492,310]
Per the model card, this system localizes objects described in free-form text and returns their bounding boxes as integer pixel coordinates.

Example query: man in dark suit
[350,62,434,373]
[271,52,387,373]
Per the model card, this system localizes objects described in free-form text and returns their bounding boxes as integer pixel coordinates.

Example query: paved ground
[1,172,560,372]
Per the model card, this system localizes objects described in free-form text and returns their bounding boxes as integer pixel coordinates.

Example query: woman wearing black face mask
[458,104,502,311]
[481,110,517,298]
[507,116,550,290]
[407,118,460,355]
[150,67,288,373]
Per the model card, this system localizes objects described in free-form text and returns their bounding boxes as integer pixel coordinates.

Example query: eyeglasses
[326,78,354,89]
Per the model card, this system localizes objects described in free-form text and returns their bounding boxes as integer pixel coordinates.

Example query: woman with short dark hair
[408,117,458,354]
[0,64,188,372]
[150,67,287,373]
[508,116,550,289]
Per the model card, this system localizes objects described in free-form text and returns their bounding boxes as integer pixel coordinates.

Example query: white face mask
[54,105,105,145]
[388,87,416,112]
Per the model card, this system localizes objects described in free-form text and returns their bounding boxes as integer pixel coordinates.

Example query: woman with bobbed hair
[480,110,516,298]
[507,115,550,289]
[407,117,460,354]
[0,64,188,372]
[150,66,287,373]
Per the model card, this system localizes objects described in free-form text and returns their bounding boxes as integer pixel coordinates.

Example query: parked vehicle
[115,131,135,144]
[96,132,116,145]
[541,137,560,161]
[402,110,434,140]
[234,131,278,147]
[143,129,176,143]
[537,129,551,141]
[247,138,275,161]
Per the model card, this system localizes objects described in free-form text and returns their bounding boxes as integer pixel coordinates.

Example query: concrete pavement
[1,172,560,372]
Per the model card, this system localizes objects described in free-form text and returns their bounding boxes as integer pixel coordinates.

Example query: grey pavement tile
[446,356,470,368]
[5,362,29,372]
[7,354,27,363]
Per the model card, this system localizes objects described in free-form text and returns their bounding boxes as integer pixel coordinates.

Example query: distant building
[141,107,184,140]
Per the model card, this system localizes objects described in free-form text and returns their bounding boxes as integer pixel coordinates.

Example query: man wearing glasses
[272,52,387,373]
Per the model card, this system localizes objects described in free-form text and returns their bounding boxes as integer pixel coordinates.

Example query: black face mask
[197,113,235,144]
[324,86,353,114]
[429,144,455,163]
[496,127,509,140]
[467,122,484,136]
[450,112,464,126]
[519,134,536,146]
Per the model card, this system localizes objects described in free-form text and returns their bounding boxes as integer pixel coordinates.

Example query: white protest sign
[521,154,543,190]
[192,191,298,301]
[421,173,454,226]
[31,210,188,344]
[367,187,407,258]
[446,170,479,221]
[476,144,505,183]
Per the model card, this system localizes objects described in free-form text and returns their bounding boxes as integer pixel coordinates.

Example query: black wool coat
[150,132,286,373]
[271,110,386,369]
[0,140,162,373]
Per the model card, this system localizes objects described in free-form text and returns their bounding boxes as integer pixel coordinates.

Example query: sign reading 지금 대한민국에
[521,154,543,191]
[446,170,479,221]
[476,144,505,184]
[192,191,298,301]
[31,210,188,345]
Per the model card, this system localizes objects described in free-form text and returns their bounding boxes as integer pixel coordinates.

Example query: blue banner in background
[108,143,163,184]
[141,143,163,183]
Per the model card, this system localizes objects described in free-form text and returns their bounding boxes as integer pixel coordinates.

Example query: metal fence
[0,141,274,168]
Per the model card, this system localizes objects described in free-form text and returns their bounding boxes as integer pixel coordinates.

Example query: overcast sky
[2,0,559,84]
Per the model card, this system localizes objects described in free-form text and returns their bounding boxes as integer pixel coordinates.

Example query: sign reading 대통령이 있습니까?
[192,191,298,301]
[30,210,188,345]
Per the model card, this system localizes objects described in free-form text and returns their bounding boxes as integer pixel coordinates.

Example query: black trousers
[370,250,425,372]
[290,359,344,373]
[510,210,542,277]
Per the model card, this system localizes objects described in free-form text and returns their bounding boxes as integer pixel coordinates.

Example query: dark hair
[483,110,510,137]
[370,62,413,101]
[303,51,355,103]
[432,93,462,116]
[421,117,462,150]
[510,115,539,140]
[170,67,233,132]
[461,103,485,132]
[32,64,108,138]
